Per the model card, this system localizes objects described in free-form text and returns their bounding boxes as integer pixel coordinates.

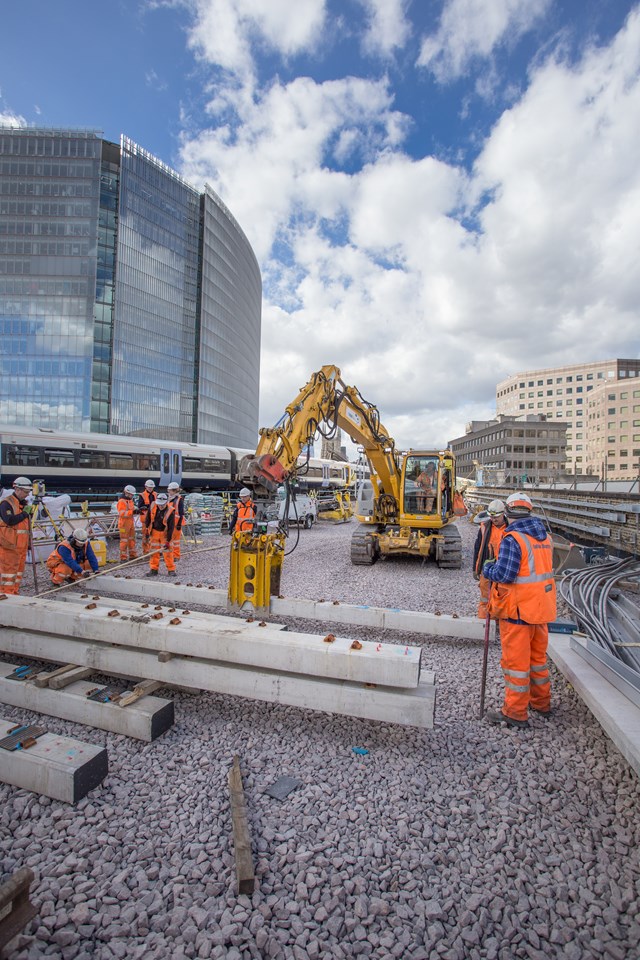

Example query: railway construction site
[0,518,639,960]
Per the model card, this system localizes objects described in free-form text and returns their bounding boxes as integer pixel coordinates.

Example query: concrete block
[548,632,640,778]
[0,629,436,729]
[0,664,173,742]
[92,576,485,639]
[0,714,107,804]
[0,597,422,689]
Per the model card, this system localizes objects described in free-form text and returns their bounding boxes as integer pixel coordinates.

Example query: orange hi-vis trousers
[500,620,551,721]
[477,575,493,619]
[171,527,182,560]
[141,525,152,555]
[149,529,175,572]
[118,518,137,561]
[48,557,91,586]
[0,538,29,595]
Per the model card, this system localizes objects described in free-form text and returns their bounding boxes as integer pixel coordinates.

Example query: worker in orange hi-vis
[483,492,557,730]
[144,494,176,577]
[0,476,34,595]
[472,500,507,619]
[116,485,138,561]
[137,480,157,555]
[167,482,185,560]
[46,528,99,585]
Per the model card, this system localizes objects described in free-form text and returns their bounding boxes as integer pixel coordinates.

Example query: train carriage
[0,426,356,494]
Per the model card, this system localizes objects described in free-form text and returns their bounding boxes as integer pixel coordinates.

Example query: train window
[330,467,344,478]
[307,466,323,478]
[44,449,75,468]
[162,453,170,474]
[78,451,107,469]
[183,456,226,473]
[5,445,41,467]
[173,453,180,475]
[134,455,160,471]
[109,453,134,470]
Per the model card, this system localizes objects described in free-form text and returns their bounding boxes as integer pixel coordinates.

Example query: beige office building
[496,359,639,475]
[585,380,640,480]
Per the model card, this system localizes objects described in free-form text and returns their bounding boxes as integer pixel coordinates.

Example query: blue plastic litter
[352,746,369,756]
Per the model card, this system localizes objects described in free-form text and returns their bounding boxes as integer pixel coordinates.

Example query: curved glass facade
[110,137,201,440]
[198,186,261,447]
[0,129,261,447]
[0,129,101,431]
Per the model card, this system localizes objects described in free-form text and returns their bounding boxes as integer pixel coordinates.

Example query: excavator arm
[239,365,402,514]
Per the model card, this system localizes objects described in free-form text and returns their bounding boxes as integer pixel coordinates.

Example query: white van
[274,487,317,528]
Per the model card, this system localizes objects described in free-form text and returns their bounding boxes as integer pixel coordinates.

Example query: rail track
[466,486,640,557]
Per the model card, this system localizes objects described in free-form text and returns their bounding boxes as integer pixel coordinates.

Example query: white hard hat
[145,480,156,489]
[487,499,506,517]
[124,485,136,495]
[239,488,251,499]
[506,492,533,516]
[156,493,168,505]
[13,477,32,490]
[72,528,89,544]
[167,482,180,491]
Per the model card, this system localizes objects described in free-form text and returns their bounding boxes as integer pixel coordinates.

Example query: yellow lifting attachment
[227,528,286,615]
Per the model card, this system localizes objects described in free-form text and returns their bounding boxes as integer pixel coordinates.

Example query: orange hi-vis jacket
[236,500,256,532]
[0,493,29,552]
[489,530,556,624]
[474,521,505,574]
[138,489,156,514]
[117,497,136,521]
[146,502,175,537]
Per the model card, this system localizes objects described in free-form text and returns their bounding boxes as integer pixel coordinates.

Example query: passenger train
[0,425,356,495]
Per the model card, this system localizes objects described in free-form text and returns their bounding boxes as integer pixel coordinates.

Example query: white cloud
[0,110,27,127]
[179,74,409,261]
[357,0,411,59]
[177,3,640,452]
[417,0,551,83]
[186,0,327,82]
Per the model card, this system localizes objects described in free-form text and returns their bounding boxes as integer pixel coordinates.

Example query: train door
[160,449,183,487]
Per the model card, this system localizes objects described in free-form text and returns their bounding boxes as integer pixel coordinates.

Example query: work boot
[146,569,159,577]
[485,709,528,729]
[167,570,177,577]
[530,705,551,716]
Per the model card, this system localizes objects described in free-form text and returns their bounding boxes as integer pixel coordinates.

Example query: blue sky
[2,0,639,451]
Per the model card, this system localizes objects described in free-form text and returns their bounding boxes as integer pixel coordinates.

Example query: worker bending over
[144,493,176,577]
[0,477,34,595]
[167,482,184,559]
[47,528,99,585]
[117,485,138,561]
[472,500,507,619]
[138,480,157,555]
[482,492,556,729]
[229,488,255,534]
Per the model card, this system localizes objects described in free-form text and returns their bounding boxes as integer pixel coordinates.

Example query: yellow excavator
[228,365,462,612]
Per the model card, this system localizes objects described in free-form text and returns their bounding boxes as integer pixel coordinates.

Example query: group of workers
[0,476,188,591]
[117,480,185,577]
[473,492,557,730]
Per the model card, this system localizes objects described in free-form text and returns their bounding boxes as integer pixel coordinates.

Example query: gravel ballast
[2,518,639,960]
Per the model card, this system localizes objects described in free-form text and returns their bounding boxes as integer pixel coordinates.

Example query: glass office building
[0,128,261,447]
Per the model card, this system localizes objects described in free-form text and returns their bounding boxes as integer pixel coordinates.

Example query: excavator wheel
[437,523,462,569]
[350,528,379,565]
